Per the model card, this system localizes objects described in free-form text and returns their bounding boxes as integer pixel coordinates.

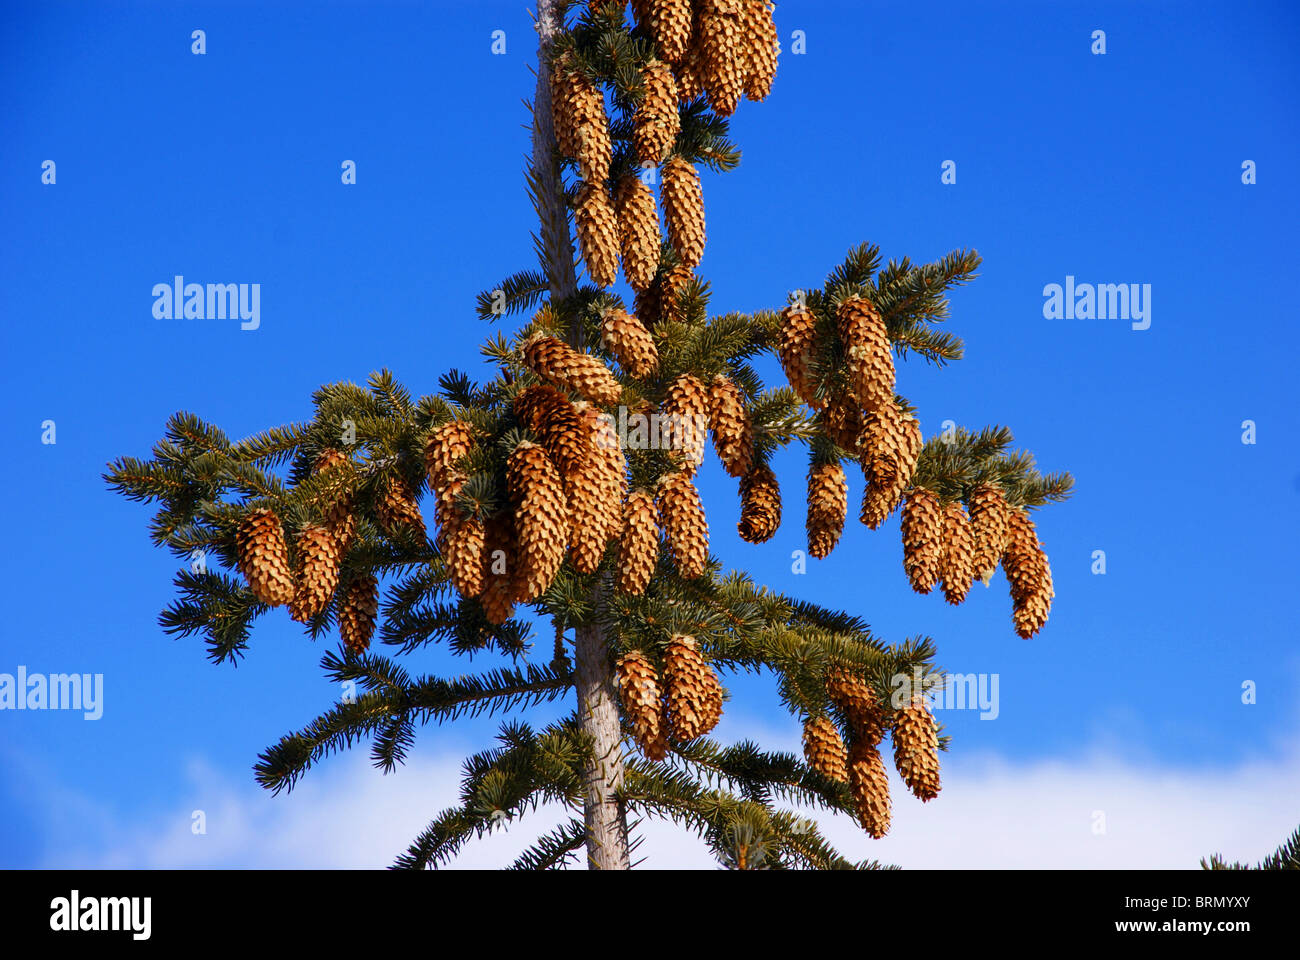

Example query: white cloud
[29,729,1300,870]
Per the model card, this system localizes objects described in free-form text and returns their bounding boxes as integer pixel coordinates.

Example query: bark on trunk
[531,0,631,871]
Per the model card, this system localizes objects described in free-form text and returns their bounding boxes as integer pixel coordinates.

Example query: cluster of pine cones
[233,448,380,653]
[554,0,777,288]
[616,635,725,759]
[803,671,941,838]
[775,296,1055,638]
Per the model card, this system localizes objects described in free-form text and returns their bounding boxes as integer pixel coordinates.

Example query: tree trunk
[531,0,631,871]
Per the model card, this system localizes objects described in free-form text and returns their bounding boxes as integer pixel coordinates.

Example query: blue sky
[2,0,1298,868]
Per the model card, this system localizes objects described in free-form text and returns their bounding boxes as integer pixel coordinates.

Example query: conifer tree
[106,0,1072,870]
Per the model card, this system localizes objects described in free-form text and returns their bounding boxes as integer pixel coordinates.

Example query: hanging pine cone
[633,60,681,165]
[859,405,921,529]
[375,473,426,539]
[550,53,577,158]
[583,402,627,541]
[513,383,593,482]
[566,402,626,573]
[312,448,357,553]
[802,716,849,783]
[479,513,519,625]
[707,374,754,477]
[235,509,295,606]
[822,391,864,452]
[289,523,342,623]
[433,474,466,553]
[837,296,894,416]
[777,303,821,410]
[893,694,941,801]
[424,420,476,492]
[900,487,943,594]
[806,460,848,559]
[661,373,709,471]
[939,501,976,605]
[661,157,705,270]
[445,511,485,599]
[674,27,706,102]
[741,0,778,102]
[737,462,781,543]
[826,668,887,745]
[600,305,659,378]
[521,334,622,407]
[506,441,568,602]
[645,0,693,63]
[657,470,709,578]
[614,173,663,293]
[554,61,610,184]
[969,483,1010,583]
[848,739,892,839]
[338,573,379,654]
[663,634,723,741]
[635,262,694,327]
[574,180,621,289]
[697,0,746,116]
[1002,508,1054,638]
[617,489,660,595]
[617,651,669,761]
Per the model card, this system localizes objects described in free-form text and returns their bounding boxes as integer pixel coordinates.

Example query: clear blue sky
[2,0,1297,868]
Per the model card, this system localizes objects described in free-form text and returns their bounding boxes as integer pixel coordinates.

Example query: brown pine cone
[235,509,295,606]
[741,0,778,102]
[617,489,660,595]
[806,460,848,559]
[635,262,694,327]
[939,501,976,605]
[802,715,849,783]
[737,462,781,543]
[566,402,626,573]
[634,60,681,165]
[848,739,892,839]
[837,296,894,415]
[673,30,706,102]
[506,441,568,602]
[645,0,693,63]
[660,373,710,472]
[424,420,476,492]
[289,523,342,623]
[663,634,723,741]
[513,384,593,482]
[312,448,357,553]
[600,305,659,379]
[478,513,520,625]
[697,0,745,116]
[445,511,485,599]
[661,157,705,269]
[375,473,426,540]
[969,483,1010,583]
[521,334,622,407]
[574,180,621,289]
[614,173,663,293]
[707,375,754,477]
[1002,508,1054,638]
[558,63,611,184]
[822,391,864,452]
[826,668,887,746]
[900,488,943,594]
[893,693,941,801]
[859,404,920,530]
[617,651,669,761]
[777,303,821,410]
[338,573,379,654]
[657,470,709,578]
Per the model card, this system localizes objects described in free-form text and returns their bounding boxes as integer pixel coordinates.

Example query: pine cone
[893,694,941,801]
[900,487,943,594]
[707,374,754,477]
[737,462,781,543]
[848,739,892,839]
[837,296,894,415]
[645,0,693,63]
[433,474,466,552]
[235,509,295,606]
[661,157,705,270]
[479,513,519,625]
[673,30,706,102]
[660,373,709,471]
[859,405,921,529]
[424,420,476,492]
[375,473,426,539]
[556,62,610,184]
[506,441,568,602]
[969,483,1010,583]
[663,634,723,741]
[826,668,887,745]
[802,716,848,783]
[574,180,621,289]
[289,523,342,623]
[806,461,848,559]
[635,262,694,327]
[312,448,357,553]
[513,383,593,482]
[617,489,660,595]
[600,305,659,378]
[822,391,864,452]
[617,651,669,761]
[550,52,578,159]
[521,334,622,407]
[939,501,976,605]
[445,511,485,599]
[698,0,745,116]
[634,60,681,165]
[741,0,778,101]
[657,470,708,578]
[338,573,379,654]
[1002,508,1054,638]
[777,304,821,410]
[614,174,663,293]
[567,402,626,573]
